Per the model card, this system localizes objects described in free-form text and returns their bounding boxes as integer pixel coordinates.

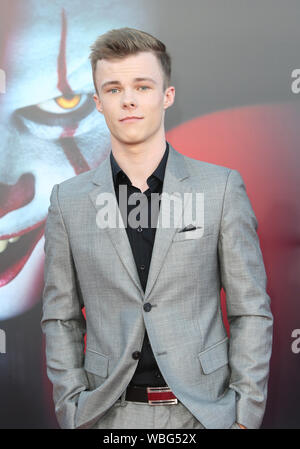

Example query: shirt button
[132,351,141,360]
[140,264,145,271]
[143,302,152,312]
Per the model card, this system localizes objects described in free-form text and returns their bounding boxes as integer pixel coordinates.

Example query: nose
[122,99,136,109]
[121,89,137,109]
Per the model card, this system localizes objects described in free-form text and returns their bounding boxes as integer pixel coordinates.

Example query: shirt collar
[110,141,169,186]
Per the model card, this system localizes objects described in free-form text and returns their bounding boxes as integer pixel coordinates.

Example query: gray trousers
[91,387,205,429]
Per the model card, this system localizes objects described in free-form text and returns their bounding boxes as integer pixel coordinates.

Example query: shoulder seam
[218,168,233,237]
[54,183,69,238]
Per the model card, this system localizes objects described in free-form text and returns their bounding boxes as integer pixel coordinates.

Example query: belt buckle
[147,386,178,405]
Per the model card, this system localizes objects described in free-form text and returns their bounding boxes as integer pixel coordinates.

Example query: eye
[108,86,150,93]
[16,93,95,127]
[37,94,83,114]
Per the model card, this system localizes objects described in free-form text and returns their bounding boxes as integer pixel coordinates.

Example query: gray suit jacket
[41,142,273,429]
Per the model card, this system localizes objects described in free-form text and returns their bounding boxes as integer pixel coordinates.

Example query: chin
[117,133,148,146]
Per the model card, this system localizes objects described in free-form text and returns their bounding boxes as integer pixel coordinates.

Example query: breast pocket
[84,349,109,390]
[172,223,216,243]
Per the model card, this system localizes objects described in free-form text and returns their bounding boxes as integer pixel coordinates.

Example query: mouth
[120,117,144,123]
[0,220,46,287]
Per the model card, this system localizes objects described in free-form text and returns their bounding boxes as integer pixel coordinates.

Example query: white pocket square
[173,225,204,241]
[178,224,202,233]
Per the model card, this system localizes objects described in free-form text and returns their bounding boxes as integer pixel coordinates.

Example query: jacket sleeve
[41,183,89,429]
[217,169,273,429]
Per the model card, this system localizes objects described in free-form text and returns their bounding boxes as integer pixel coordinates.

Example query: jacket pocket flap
[198,336,229,374]
[84,349,109,378]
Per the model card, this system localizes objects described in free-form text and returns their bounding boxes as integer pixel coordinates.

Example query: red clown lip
[0,220,46,287]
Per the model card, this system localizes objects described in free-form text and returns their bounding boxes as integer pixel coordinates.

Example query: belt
[120,385,178,405]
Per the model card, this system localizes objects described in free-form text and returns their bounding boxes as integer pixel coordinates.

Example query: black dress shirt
[110,142,169,387]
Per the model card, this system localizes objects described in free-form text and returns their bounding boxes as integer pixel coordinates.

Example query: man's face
[93,51,175,147]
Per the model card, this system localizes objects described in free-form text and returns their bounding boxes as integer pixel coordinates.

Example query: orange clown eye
[55,94,81,109]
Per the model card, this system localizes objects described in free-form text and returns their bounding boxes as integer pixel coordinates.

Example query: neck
[110,133,167,189]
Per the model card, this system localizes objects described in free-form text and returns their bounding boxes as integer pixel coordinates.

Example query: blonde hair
[89,27,171,95]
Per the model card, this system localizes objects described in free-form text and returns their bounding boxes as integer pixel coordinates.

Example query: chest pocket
[172,223,216,243]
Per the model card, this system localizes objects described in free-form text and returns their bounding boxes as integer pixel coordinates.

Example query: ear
[93,93,103,114]
[163,85,175,110]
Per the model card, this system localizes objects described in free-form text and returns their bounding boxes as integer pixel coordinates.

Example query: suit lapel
[144,144,192,300]
[88,154,144,296]
[88,142,192,301]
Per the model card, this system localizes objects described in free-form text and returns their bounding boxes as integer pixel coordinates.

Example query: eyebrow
[100,77,157,91]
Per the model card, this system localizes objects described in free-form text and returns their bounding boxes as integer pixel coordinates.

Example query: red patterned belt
[123,385,178,405]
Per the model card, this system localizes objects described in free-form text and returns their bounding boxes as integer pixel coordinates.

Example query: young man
[41,27,273,429]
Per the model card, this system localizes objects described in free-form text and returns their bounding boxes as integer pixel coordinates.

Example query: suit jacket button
[143,302,152,312]
[132,351,141,360]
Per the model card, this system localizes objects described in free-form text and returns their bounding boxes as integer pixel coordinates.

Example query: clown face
[0,0,144,319]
